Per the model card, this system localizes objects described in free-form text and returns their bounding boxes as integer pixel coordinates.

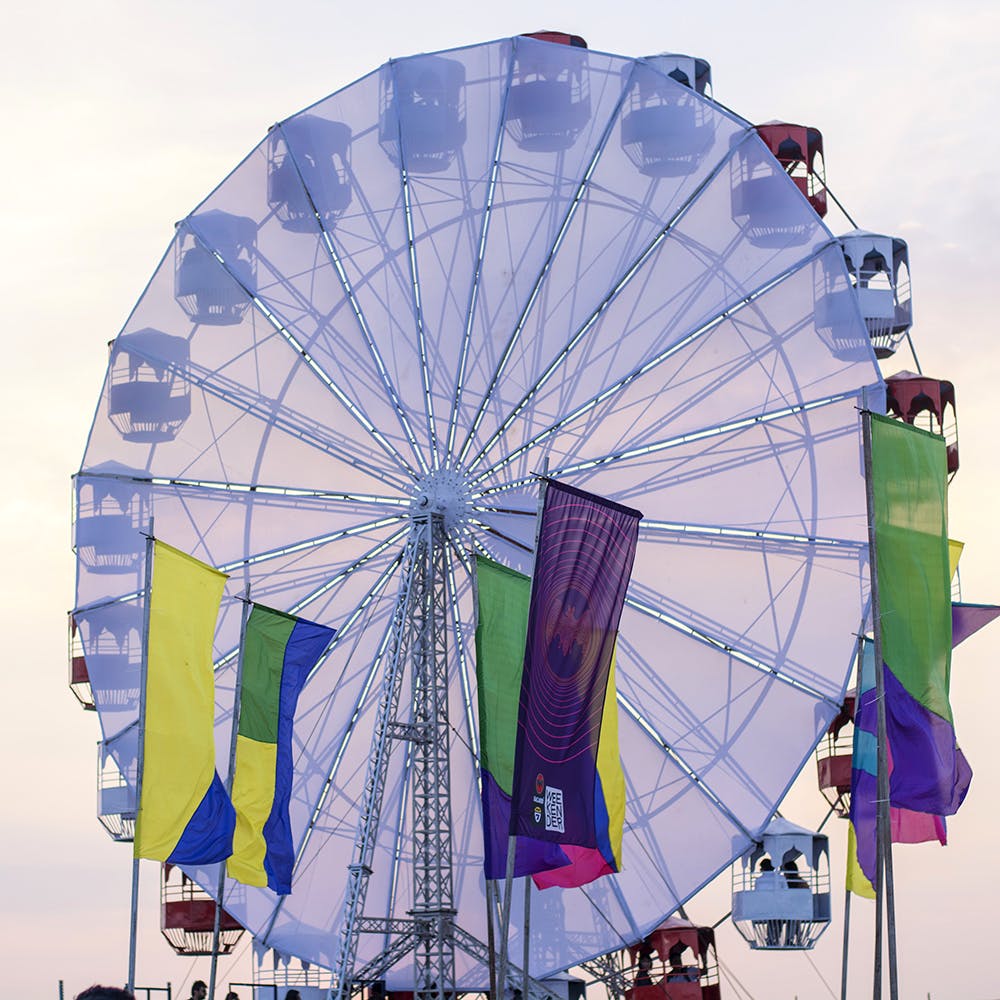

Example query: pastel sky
[3,2,998,998]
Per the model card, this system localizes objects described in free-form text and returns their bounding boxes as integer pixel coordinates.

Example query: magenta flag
[510,480,640,853]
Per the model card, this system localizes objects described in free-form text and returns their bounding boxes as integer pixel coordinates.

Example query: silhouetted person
[76,989,135,1000]
[634,949,654,987]
[781,859,808,889]
[188,982,208,1000]
[755,857,779,889]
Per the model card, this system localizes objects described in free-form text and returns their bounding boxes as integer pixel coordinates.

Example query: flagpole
[499,465,549,1000]
[128,518,155,994]
[841,632,864,1000]
[486,881,498,1000]
[496,837,517,1000]
[209,586,252,1000]
[861,406,899,1000]
[522,878,531,999]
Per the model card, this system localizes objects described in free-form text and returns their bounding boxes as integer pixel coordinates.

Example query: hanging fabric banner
[228,604,334,894]
[475,556,571,880]
[847,639,946,895]
[509,480,639,879]
[135,541,235,864]
[869,414,971,817]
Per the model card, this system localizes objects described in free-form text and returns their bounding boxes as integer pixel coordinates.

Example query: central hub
[410,467,473,534]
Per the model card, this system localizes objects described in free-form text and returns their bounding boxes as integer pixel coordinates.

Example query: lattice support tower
[334,514,456,1000]
[410,513,457,1000]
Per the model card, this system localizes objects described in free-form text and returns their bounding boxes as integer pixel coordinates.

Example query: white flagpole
[209,587,252,999]
[128,517,155,994]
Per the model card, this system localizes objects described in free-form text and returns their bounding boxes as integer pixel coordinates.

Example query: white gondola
[621,53,714,177]
[731,818,831,950]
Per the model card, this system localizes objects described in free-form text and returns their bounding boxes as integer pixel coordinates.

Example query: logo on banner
[544,786,565,833]
[535,773,545,794]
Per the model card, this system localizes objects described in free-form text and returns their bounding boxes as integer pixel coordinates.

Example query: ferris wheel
[72,31,884,994]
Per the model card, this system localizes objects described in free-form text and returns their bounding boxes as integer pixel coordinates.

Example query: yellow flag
[845,823,876,899]
[134,540,232,862]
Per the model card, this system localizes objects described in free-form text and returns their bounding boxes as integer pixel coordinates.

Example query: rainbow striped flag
[134,541,235,864]
[227,604,334,894]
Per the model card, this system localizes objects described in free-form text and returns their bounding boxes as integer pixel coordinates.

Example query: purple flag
[952,603,1000,648]
[510,481,640,848]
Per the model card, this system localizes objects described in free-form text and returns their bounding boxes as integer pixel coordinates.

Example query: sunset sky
[4,2,998,998]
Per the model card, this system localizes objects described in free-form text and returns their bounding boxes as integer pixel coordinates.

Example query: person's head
[284,991,302,1000]
[637,953,652,971]
[192,982,208,1000]
[225,993,241,1000]
[759,858,774,872]
[782,860,799,872]
[76,989,136,1000]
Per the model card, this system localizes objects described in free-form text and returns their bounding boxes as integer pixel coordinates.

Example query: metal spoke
[456,63,641,467]
[467,238,834,487]
[182,216,421,479]
[276,120,432,476]
[461,129,757,472]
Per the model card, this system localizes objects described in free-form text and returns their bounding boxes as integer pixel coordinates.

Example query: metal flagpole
[209,587,252,999]
[486,881,498,1000]
[522,879,531,1000]
[496,837,517,1000]
[840,631,864,1000]
[840,887,851,1000]
[128,517,155,994]
[497,466,549,1000]
[861,406,899,1000]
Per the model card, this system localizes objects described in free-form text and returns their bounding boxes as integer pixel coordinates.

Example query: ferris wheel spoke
[445,59,515,463]
[273,122,433,476]
[445,549,480,767]
[114,335,411,492]
[468,236,831,486]
[212,527,408,671]
[639,519,864,552]
[456,65,640,467]
[276,582,402,914]
[615,687,756,841]
[461,130,757,472]
[387,74,440,463]
[182,218,421,479]
[552,387,859,479]
[616,639,784,832]
[623,591,841,709]
[477,388,860,509]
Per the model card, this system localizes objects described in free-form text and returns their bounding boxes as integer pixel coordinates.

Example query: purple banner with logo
[510,480,641,846]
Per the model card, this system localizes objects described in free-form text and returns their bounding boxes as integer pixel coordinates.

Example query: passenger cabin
[107,330,191,443]
[73,601,142,712]
[175,210,256,326]
[68,613,94,710]
[731,819,831,950]
[621,54,714,177]
[815,691,856,817]
[161,864,243,955]
[732,123,826,247]
[268,114,352,231]
[74,463,148,574]
[507,31,590,152]
[625,917,721,1000]
[838,230,912,359]
[886,371,958,477]
[97,740,136,842]
[379,55,467,173]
